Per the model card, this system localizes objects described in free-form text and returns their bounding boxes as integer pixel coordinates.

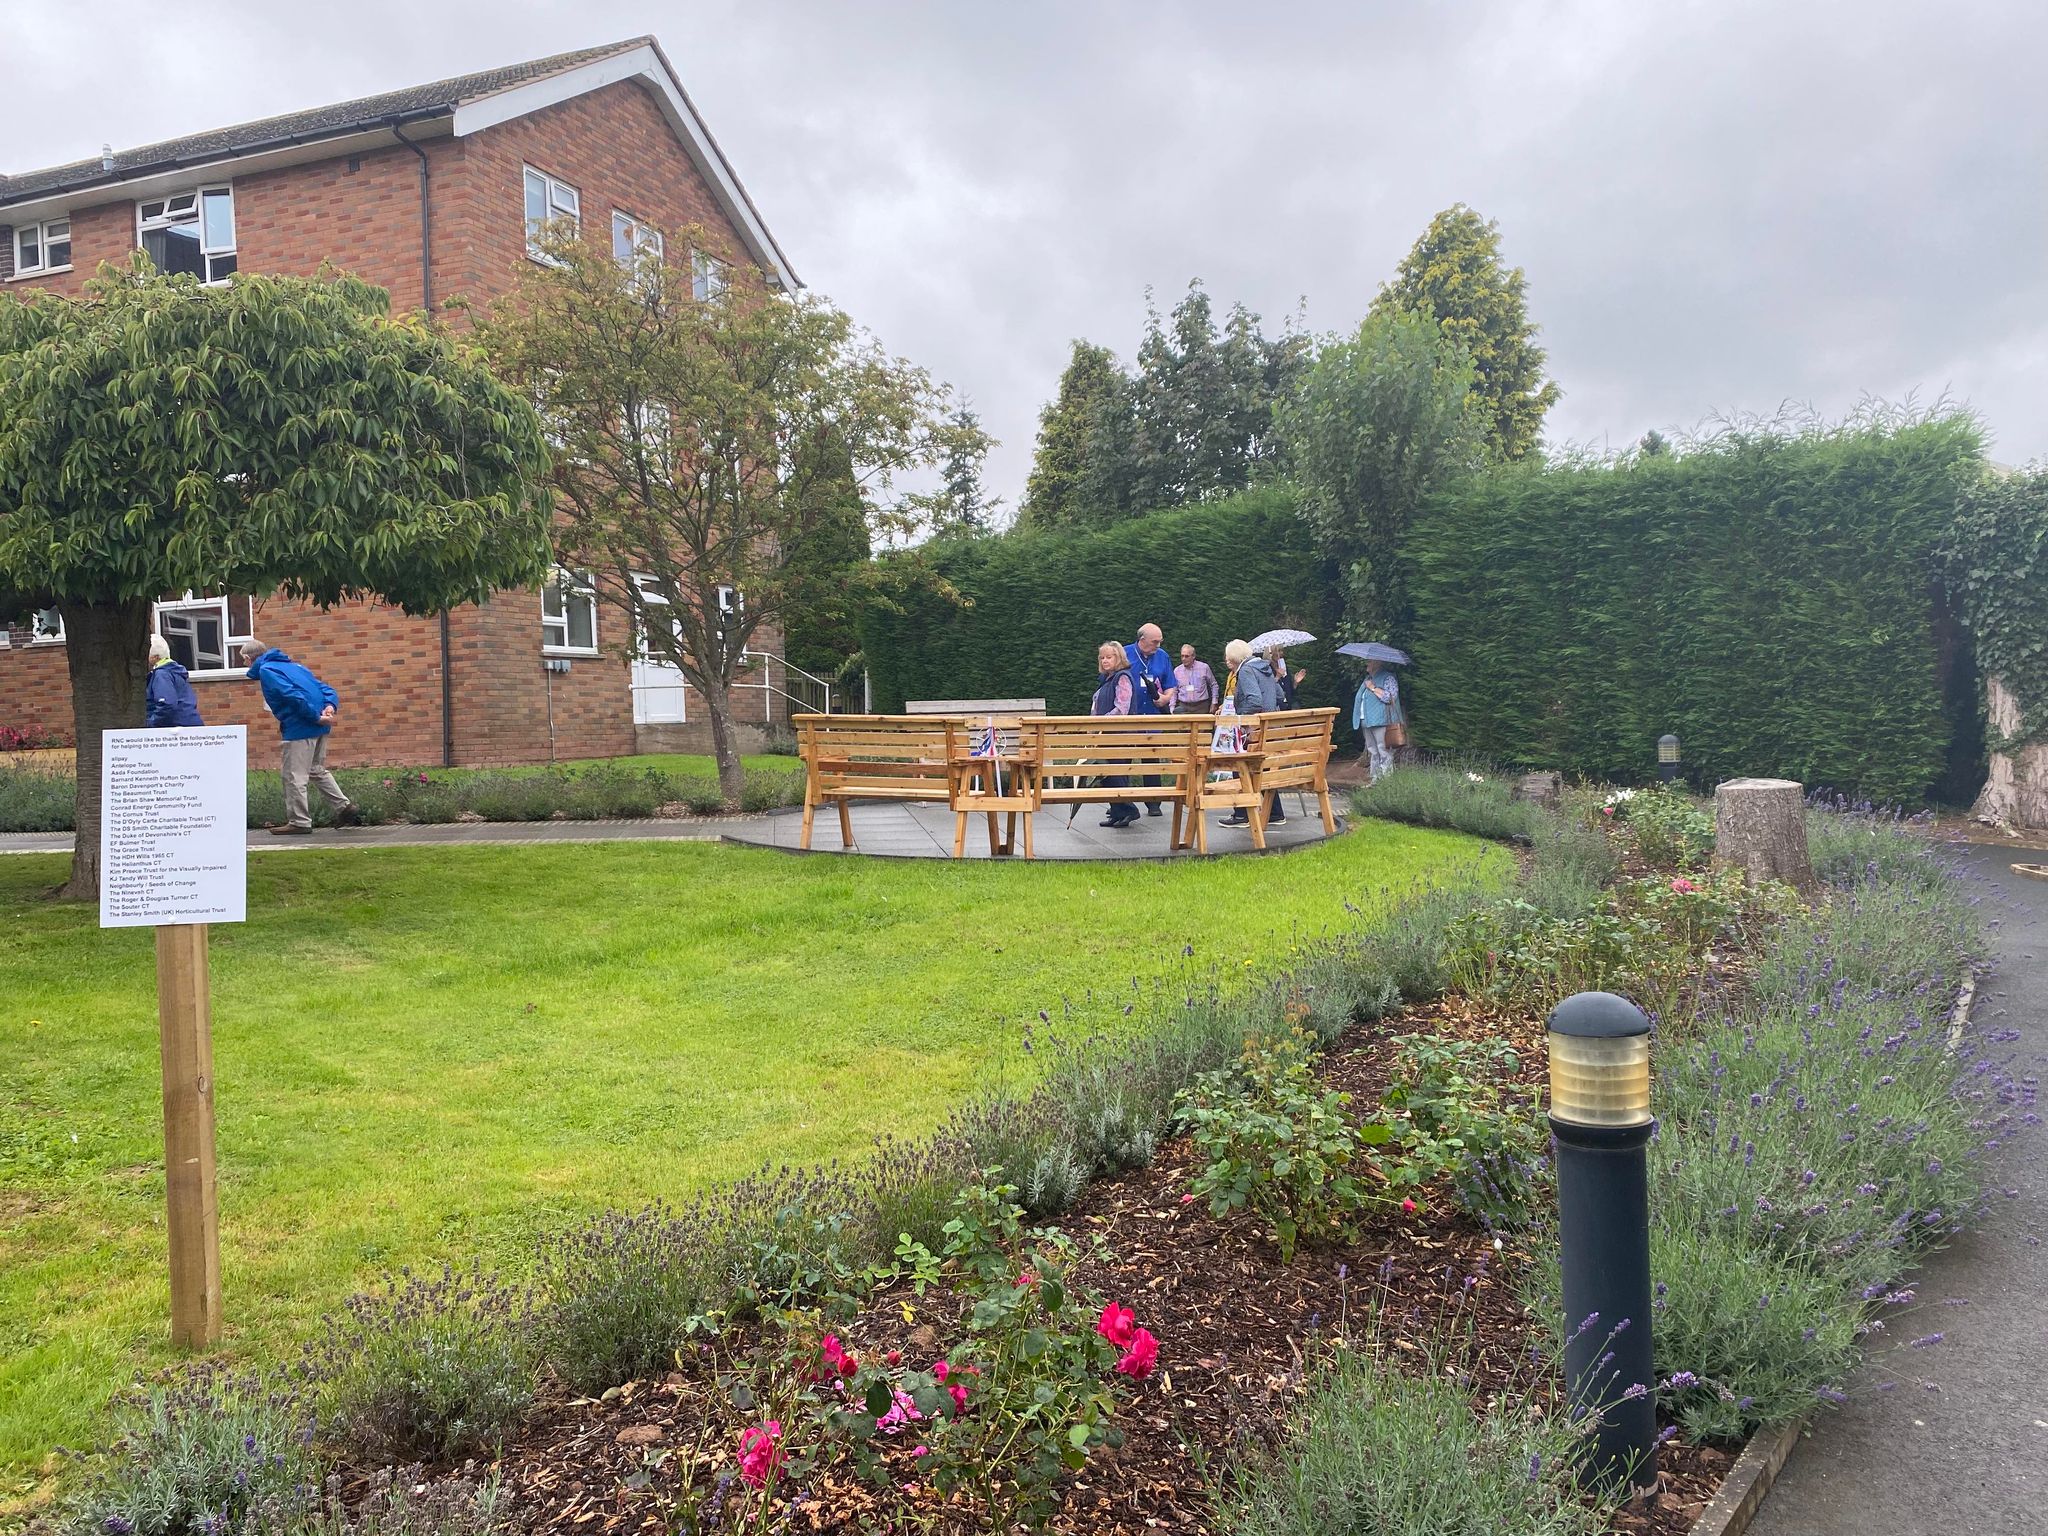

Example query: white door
[630,582,687,724]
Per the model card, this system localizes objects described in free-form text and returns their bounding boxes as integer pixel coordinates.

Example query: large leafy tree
[1021,340,1133,529]
[1373,204,1560,461]
[936,401,999,534]
[1276,309,1483,641]
[481,227,973,800]
[778,426,874,686]
[0,260,552,900]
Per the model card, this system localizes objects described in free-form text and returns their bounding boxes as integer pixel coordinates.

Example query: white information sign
[99,727,248,929]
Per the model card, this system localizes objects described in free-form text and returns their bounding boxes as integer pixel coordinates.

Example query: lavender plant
[66,1365,317,1536]
[307,1264,537,1461]
[237,1464,507,1536]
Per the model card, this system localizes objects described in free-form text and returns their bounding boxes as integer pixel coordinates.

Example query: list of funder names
[98,727,247,929]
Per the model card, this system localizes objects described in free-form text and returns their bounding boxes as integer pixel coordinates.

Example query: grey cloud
[6,0,2042,489]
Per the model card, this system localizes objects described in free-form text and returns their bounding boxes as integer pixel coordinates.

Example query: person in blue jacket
[239,640,360,834]
[144,635,205,727]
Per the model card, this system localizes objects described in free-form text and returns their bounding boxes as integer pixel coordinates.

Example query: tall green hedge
[1404,417,1984,802]
[861,485,1334,715]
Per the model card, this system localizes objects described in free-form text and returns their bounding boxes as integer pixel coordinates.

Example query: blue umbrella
[1336,642,1410,665]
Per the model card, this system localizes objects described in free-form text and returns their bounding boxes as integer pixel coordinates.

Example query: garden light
[1657,733,1681,783]
[1548,990,1658,1499]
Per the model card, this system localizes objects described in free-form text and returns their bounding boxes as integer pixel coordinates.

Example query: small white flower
[1467,772,1485,783]
[1493,1236,1504,1251]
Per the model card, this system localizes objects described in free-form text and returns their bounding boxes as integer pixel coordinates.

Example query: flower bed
[55,767,2023,1536]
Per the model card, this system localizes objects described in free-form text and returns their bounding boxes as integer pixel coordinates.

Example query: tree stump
[1972,675,2048,832]
[1713,778,1817,894]
[1514,770,1563,810]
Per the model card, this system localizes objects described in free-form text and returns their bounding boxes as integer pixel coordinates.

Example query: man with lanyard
[1124,622,1177,817]
[1172,642,1219,715]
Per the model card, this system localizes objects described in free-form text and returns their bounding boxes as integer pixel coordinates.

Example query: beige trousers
[280,735,350,828]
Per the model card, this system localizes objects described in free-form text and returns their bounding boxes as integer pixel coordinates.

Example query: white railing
[631,650,843,724]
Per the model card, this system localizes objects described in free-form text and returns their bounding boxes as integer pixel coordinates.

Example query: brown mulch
[471,987,1731,1536]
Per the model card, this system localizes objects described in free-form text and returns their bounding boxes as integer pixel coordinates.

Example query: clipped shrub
[67,1365,318,1536]
[0,764,73,833]
[309,1264,538,1461]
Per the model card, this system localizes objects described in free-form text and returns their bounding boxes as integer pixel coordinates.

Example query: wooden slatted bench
[1026,715,1210,853]
[1244,707,1340,838]
[796,715,955,850]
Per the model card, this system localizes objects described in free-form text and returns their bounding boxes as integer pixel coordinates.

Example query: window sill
[526,248,570,269]
[541,646,600,659]
[5,265,72,282]
[189,669,248,683]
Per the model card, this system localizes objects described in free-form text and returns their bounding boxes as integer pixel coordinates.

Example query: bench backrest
[1248,708,1337,786]
[1027,715,1209,789]
[796,715,953,792]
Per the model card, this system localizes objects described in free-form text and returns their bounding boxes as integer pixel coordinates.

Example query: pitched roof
[1,38,649,203]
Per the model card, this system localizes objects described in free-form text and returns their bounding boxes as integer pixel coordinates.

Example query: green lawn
[0,823,1500,1478]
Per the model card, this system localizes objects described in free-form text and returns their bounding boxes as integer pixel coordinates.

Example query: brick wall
[0,76,790,770]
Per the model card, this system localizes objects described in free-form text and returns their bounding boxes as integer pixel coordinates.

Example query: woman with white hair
[1217,639,1278,827]
[144,633,204,727]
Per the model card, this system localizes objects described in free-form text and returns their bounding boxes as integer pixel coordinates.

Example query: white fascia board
[450,43,799,292]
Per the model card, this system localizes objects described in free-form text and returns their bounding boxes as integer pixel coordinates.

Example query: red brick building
[0,37,820,767]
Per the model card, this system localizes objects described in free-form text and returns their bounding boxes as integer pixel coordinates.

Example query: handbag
[1383,706,1408,749]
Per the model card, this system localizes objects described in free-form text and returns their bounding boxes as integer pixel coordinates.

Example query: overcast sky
[8,1,2044,508]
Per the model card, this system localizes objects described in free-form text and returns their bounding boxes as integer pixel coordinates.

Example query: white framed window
[155,592,254,675]
[541,567,599,654]
[691,249,728,302]
[29,608,65,644]
[626,399,674,485]
[523,167,581,262]
[11,218,72,277]
[138,188,236,283]
[611,210,663,268]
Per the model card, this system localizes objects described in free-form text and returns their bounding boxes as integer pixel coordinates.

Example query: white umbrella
[1247,627,1316,651]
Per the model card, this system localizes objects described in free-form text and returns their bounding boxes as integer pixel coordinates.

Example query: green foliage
[1277,308,1483,638]
[1406,415,1986,801]
[1214,1347,1599,1536]
[1175,1028,1398,1261]
[1373,204,1561,461]
[309,1265,538,1462]
[1941,467,2048,747]
[1018,284,1305,528]
[238,1466,508,1536]
[1385,1035,1545,1229]
[936,401,999,534]
[861,484,1333,712]
[67,1366,318,1536]
[1613,784,1717,870]
[1352,763,1543,842]
[779,427,876,679]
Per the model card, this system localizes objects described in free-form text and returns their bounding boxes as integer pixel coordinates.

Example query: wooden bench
[944,717,1038,858]
[1243,708,1340,840]
[1026,715,1210,852]
[795,715,954,850]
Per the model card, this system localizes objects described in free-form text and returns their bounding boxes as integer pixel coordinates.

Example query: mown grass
[0,821,1502,1476]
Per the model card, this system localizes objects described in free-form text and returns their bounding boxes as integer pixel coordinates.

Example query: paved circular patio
[722,795,1344,860]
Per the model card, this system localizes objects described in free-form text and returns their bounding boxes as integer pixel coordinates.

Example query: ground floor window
[542,568,599,654]
[156,592,254,674]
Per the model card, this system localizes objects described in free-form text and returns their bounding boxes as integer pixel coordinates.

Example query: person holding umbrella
[1340,642,1409,782]
[1091,639,1141,829]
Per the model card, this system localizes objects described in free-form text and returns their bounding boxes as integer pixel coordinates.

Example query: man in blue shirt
[1124,623,1177,817]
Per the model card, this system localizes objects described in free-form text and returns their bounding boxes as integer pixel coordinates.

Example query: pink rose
[1671,877,1697,894]
[737,1421,783,1489]
[1097,1303,1137,1348]
[1115,1326,1159,1380]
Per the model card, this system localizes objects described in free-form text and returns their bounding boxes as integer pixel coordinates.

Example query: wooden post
[156,922,221,1349]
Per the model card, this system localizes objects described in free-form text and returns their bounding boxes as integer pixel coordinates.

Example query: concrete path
[1749,845,2046,1536]
[722,795,1341,860]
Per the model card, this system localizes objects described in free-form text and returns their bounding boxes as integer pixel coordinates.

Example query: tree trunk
[59,598,154,903]
[1971,674,2048,832]
[699,673,746,806]
[1712,777,1818,896]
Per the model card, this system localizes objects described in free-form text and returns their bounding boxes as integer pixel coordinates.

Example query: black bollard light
[1548,990,1658,1498]
[1656,734,1681,783]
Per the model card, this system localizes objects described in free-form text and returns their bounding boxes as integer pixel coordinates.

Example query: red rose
[1097,1303,1137,1348]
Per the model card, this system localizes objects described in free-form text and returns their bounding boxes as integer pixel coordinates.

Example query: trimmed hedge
[860,485,1336,715]
[1404,417,1984,802]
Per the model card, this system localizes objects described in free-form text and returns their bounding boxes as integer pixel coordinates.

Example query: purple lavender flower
[1910,1332,1945,1348]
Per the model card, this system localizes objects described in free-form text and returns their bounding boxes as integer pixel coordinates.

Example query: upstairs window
[541,568,599,654]
[139,188,236,283]
[626,400,674,485]
[691,250,728,302]
[611,210,663,267]
[156,592,254,674]
[12,218,72,276]
[524,167,580,261]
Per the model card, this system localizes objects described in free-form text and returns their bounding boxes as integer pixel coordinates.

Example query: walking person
[1172,643,1219,714]
[144,634,204,727]
[1218,638,1278,828]
[1124,622,1177,816]
[241,641,361,834]
[1353,658,1401,783]
[1092,640,1140,828]
[1260,646,1298,824]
